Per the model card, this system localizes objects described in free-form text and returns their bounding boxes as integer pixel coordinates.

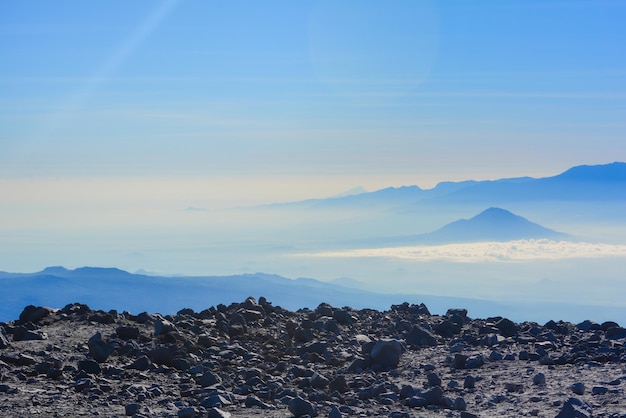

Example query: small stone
[592,386,608,395]
[426,372,441,387]
[571,382,585,395]
[453,397,467,411]
[532,373,546,385]
[207,408,231,418]
[125,403,140,416]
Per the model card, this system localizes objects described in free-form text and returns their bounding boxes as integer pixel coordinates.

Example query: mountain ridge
[260,162,626,210]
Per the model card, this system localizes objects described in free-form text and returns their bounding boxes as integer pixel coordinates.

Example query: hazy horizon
[2,2,625,321]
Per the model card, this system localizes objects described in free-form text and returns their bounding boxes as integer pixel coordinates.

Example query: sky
[1,0,625,201]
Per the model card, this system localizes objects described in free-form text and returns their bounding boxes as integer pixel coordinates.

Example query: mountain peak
[425,207,566,243]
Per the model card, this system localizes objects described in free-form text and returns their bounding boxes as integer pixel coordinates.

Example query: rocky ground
[1,298,625,417]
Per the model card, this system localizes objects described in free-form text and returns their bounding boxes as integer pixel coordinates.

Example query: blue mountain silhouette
[420,207,567,243]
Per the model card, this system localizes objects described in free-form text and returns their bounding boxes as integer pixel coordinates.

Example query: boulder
[495,318,518,337]
[87,332,116,363]
[18,305,52,324]
[405,325,437,347]
[370,339,403,369]
[555,397,592,418]
[288,396,317,417]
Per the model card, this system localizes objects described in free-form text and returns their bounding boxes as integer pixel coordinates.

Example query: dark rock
[177,407,199,418]
[200,371,222,387]
[332,309,354,325]
[18,305,52,324]
[329,375,349,393]
[207,408,231,418]
[0,327,10,348]
[125,403,140,416]
[555,397,592,418]
[78,359,102,374]
[116,326,140,340]
[288,396,317,417]
[435,319,461,337]
[426,372,441,387]
[571,382,585,395]
[127,355,152,371]
[73,378,93,392]
[592,386,608,395]
[154,318,177,336]
[460,413,479,418]
[244,394,273,409]
[369,339,403,369]
[504,382,524,393]
[423,386,443,405]
[606,326,626,339]
[12,326,48,341]
[87,332,116,363]
[533,372,546,385]
[405,325,437,347]
[453,397,467,411]
[310,372,330,389]
[454,353,468,369]
[463,375,476,389]
[329,405,342,418]
[407,396,428,408]
[465,354,485,369]
[495,318,518,337]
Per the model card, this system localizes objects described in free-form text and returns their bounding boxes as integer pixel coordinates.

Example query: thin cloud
[297,240,626,263]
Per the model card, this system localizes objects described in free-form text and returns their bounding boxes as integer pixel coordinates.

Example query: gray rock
[495,317,518,337]
[328,405,342,418]
[370,339,403,369]
[426,372,441,387]
[127,355,152,371]
[12,326,48,341]
[154,318,177,336]
[453,397,467,411]
[533,372,546,385]
[87,332,116,363]
[405,325,437,347]
[78,359,101,374]
[423,386,443,405]
[200,371,222,387]
[288,396,317,417]
[310,372,330,389]
[555,397,592,418]
[571,382,585,395]
[177,407,198,418]
[207,408,231,418]
[125,403,140,416]
[0,327,10,348]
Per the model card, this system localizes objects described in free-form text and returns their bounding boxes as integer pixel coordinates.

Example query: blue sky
[1,0,625,198]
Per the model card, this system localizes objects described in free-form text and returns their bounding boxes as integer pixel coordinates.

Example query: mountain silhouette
[420,207,567,243]
[267,162,626,210]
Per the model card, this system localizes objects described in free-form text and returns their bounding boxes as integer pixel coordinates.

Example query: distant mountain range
[1,266,624,325]
[270,162,626,210]
[0,266,502,322]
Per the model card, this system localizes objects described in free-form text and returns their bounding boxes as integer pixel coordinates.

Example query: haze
[1,1,625,322]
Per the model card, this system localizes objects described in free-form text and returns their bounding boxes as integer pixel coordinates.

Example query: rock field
[1,298,625,417]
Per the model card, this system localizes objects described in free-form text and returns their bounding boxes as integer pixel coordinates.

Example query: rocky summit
[0,299,625,417]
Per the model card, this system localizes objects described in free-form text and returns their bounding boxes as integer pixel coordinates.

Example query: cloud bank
[298,239,626,263]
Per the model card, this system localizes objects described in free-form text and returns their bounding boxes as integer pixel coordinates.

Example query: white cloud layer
[299,239,626,263]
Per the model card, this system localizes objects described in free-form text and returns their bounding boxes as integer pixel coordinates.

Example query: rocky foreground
[1,299,625,417]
